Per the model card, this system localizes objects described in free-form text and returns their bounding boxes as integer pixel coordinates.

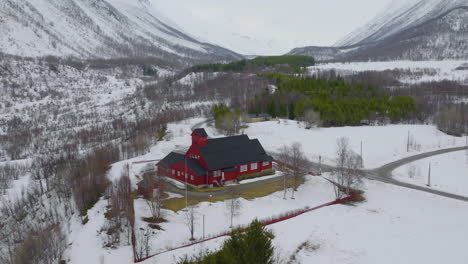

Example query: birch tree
[226,188,242,228]
[185,205,197,241]
[333,137,363,199]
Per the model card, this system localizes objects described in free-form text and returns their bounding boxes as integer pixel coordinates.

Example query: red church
[157,128,274,188]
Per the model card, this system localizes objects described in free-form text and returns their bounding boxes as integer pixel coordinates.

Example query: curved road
[166,145,468,202]
[367,146,468,202]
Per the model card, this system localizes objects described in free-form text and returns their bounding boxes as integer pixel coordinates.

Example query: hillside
[288,0,468,61]
[0,0,242,63]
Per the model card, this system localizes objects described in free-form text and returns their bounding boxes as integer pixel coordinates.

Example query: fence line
[135,187,355,262]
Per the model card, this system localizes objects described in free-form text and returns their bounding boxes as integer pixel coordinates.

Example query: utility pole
[318,155,322,175]
[127,163,130,179]
[283,171,287,199]
[407,131,410,152]
[427,162,431,187]
[360,141,363,167]
[202,214,205,240]
[185,158,188,210]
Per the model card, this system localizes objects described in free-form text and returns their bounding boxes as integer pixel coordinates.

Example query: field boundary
[134,175,355,263]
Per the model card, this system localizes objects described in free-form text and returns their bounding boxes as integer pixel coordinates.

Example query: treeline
[191,55,315,73]
[249,73,416,126]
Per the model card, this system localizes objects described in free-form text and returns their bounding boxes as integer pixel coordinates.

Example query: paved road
[371,146,468,178]
[166,145,468,202]
[365,146,468,202]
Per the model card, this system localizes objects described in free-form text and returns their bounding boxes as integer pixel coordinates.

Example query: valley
[1,0,468,263]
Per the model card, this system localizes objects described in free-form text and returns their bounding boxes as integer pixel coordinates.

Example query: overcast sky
[151,0,395,55]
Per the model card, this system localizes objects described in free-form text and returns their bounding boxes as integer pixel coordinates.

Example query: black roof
[193,128,208,137]
[159,152,184,167]
[198,135,273,171]
[186,159,207,176]
[159,152,207,176]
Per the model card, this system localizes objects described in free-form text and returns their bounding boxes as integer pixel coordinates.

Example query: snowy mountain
[0,0,242,62]
[336,0,468,46]
[289,0,468,61]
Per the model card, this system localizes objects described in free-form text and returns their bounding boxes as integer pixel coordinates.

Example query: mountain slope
[346,6,468,60]
[289,0,468,61]
[0,0,242,62]
[336,0,468,47]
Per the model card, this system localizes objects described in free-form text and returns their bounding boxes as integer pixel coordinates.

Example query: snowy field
[309,61,468,84]
[394,150,468,196]
[64,118,468,264]
[135,176,336,260]
[244,120,466,169]
[147,178,468,264]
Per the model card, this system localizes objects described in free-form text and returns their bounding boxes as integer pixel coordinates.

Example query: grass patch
[142,217,167,224]
[187,185,228,192]
[163,176,305,212]
[350,192,366,203]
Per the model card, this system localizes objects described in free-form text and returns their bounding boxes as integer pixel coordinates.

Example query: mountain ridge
[0,0,242,64]
[288,2,468,61]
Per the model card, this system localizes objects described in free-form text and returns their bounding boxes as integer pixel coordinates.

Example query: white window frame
[262,161,270,166]
[172,169,175,175]
[240,165,248,172]
[177,171,180,176]
[250,162,258,170]
[190,175,194,181]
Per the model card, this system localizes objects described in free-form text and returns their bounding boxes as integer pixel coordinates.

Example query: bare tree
[333,137,364,199]
[304,109,321,129]
[225,188,242,228]
[276,143,309,199]
[144,172,165,221]
[134,228,152,261]
[145,190,163,221]
[277,146,292,199]
[185,205,197,241]
[217,113,244,136]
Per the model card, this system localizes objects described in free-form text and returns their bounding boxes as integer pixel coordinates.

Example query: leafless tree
[333,137,364,199]
[276,143,309,199]
[134,228,152,261]
[216,112,245,136]
[225,188,242,228]
[407,164,419,179]
[277,146,292,199]
[304,109,321,129]
[145,173,164,221]
[185,205,197,241]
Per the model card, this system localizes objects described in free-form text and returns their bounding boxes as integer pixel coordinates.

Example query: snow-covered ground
[61,117,468,264]
[309,61,468,83]
[244,120,466,169]
[394,150,468,196]
[146,177,468,264]
[66,199,134,264]
[137,175,337,262]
